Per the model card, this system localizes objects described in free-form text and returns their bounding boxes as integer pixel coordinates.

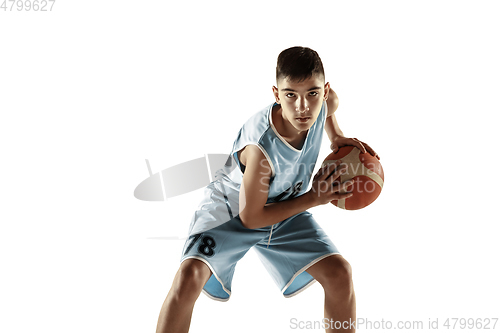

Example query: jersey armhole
[233,143,275,178]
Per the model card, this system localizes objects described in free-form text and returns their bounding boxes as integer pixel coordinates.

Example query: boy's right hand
[307,160,354,206]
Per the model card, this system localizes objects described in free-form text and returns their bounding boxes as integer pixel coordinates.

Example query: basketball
[321,146,384,210]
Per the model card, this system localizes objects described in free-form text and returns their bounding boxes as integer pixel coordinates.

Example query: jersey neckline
[268,102,321,153]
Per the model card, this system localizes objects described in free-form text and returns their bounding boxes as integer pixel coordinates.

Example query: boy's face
[272,74,330,133]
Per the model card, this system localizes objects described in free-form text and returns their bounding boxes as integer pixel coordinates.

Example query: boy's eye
[285,92,318,98]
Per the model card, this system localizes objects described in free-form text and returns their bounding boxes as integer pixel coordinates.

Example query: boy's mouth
[296,117,311,122]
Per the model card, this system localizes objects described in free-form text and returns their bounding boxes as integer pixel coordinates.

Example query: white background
[1,1,499,332]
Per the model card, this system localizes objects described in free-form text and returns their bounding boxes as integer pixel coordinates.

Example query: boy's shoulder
[237,102,275,138]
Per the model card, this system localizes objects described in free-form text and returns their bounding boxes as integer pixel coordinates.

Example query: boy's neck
[272,105,308,150]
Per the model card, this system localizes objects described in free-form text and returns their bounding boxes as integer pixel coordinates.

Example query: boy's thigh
[253,211,340,293]
[258,211,338,256]
[181,216,271,299]
[181,216,268,263]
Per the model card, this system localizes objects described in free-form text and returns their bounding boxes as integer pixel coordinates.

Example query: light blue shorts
[180,211,340,301]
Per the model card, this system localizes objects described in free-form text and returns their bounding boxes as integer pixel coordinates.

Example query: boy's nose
[296,99,309,113]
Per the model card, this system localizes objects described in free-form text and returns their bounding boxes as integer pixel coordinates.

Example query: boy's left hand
[330,136,380,160]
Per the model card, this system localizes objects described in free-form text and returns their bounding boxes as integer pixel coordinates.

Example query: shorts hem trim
[181,256,231,302]
[282,252,341,298]
[201,289,229,302]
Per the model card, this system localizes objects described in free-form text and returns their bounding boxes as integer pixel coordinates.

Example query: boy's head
[276,46,325,84]
[273,47,330,133]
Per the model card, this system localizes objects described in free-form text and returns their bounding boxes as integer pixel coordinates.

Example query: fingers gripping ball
[322,146,384,210]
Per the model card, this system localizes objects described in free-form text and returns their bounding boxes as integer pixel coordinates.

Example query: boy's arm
[238,145,353,229]
[325,89,344,141]
[325,88,380,159]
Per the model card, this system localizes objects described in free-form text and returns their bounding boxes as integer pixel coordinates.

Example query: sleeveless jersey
[187,101,327,236]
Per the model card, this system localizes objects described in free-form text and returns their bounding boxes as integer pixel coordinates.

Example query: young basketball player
[156,46,378,333]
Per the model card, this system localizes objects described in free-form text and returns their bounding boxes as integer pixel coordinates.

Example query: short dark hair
[276,46,325,83]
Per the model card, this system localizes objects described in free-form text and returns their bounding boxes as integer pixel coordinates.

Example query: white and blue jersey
[187,101,327,236]
[182,101,340,301]
[231,101,326,202]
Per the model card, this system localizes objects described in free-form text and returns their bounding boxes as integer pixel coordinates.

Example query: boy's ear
[324,82,331,101]
[272,86,280,104]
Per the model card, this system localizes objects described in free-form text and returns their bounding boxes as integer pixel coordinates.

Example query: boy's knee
[317,256,353,292]
[172,260,211,301]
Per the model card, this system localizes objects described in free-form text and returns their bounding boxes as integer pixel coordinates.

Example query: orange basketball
[321,146,384,210]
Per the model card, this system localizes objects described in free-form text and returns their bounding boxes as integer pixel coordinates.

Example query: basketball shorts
[180,211,340,302]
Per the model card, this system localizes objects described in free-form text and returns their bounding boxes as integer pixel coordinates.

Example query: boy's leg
[156,259,212,333]
[306,255,356,333]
